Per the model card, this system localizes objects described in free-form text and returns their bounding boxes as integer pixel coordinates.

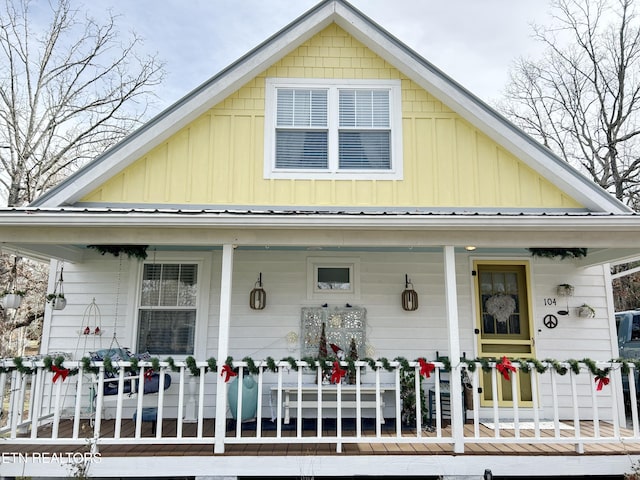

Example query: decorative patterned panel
[301,306,366,358]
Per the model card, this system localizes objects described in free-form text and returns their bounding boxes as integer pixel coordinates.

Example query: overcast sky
[81,1,552,115]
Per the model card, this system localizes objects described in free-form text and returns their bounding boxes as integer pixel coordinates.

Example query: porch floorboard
[4,419,640,457]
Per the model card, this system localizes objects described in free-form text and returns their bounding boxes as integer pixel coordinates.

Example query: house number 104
[544,298,557,306]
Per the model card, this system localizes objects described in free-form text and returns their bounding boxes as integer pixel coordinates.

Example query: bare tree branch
[0,0,165,206]
[499,0,640,206]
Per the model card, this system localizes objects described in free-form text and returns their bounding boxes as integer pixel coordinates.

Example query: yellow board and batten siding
[82,24,583,209]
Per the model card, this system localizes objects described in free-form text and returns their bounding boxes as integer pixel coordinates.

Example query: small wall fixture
[401,274,419,311]
[249,273,266,310]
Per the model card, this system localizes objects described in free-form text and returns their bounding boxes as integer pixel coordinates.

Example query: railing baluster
[16,372,26,429]
[414,364,421,438]
[318,364,323,437]
[491,367,499,438]
[134,367,145,438]
[296,362,302,438]
[8,370,19,438]
[197,366,205,438]
[628,364,638,437]
[72,367,83,439]
[177,366,185,438]
[276,365,283,438]
[336,371,342,453]
[156,368,166,439]
[26,370,35,424]
[236,367,244,438]
[610,364,621,439]
[550,367,560,438]
[114,368,125,439]
[511,365,520,439]
[434,368,442,437]
[394,364,401,438]
[375,363,381,438]
[0,370,6,430]
[256,365,264,438]
[30,368,42,439]
[472,366,480,439]
[44,372,53,416]
[93,366,105,440]
[570,367,583,453]
[356,363,362,438]
[51,374,63,439]
[590,370,601,438]
[530,365,541,440]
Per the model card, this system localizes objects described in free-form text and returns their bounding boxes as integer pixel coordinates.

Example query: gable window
[265,79,402,180]
[136,263,198,355]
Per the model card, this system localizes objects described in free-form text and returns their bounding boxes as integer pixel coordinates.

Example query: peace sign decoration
[543,314,558,329]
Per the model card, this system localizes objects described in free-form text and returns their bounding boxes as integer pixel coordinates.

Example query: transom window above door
[264,78,403,180]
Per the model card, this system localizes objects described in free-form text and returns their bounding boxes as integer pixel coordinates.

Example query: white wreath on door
[485,293,516,324]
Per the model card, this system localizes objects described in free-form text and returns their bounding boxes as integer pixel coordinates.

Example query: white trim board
[482,421,574,430]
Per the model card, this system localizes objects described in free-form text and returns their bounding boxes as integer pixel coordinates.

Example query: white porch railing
[0,359,637,453]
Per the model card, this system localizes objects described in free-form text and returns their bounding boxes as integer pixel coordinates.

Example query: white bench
[272,384,393,425]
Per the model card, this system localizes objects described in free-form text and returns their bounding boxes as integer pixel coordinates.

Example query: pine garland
[0,353,623,393]
[185,356,199,376]
[568,359,581,375]
[300,356,318,371]
[266,356,277,373]
[207,357,217,373]
[243,356,258,375]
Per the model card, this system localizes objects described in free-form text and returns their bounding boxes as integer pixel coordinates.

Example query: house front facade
[2,1,640,478]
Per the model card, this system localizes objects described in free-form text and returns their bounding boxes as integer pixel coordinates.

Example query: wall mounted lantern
[250,273,266,310]
[401,274,419,311]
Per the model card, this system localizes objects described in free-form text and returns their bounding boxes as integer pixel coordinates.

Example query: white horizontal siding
[42,248,617,419]
[530,258,615,417]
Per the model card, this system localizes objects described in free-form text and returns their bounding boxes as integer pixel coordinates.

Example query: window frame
[264,78,403,180]
[306,257,361,300]
[131,253,211,358]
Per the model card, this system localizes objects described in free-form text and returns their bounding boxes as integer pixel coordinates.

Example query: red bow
[144,369,154,381]
[51,365,69,383]
[330,361,346,384]
[220,364,237,383]
[496,356,516,381]
[418,358,435,378]
[595,375,610,391]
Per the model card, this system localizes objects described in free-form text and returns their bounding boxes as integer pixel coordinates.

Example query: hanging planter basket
[52,297,67,310]
[47,266,66,311]
[2,293,24,310]
[577,304,595,318]
[2,257,25,310]
[556,284,575,297]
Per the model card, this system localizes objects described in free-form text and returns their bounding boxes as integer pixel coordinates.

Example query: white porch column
[443,245,465,453]
[214,244,234,454]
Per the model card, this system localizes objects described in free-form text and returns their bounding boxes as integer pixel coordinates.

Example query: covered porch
[3,209,640,476]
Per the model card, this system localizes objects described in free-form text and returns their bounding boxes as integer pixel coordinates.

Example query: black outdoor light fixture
[250,273,266,310]
[401,274,419,311]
